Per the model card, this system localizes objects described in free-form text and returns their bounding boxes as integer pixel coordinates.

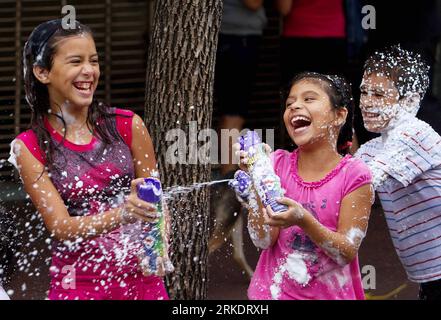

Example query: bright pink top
[16,108,144,285]
[282,0,346,38]
[14,108,168,300]
[248,149,372,300]
[17,108,133,164]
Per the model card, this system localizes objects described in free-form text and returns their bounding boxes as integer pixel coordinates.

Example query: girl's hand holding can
[233,142,272,172]
[263,197,308,229]
[120,178,160,224]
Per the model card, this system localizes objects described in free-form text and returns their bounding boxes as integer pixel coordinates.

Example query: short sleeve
[270,149,290,176]
[343,158,373,197]
[375,122,441,187]
[12,130,46,166]
[115,108,135,148]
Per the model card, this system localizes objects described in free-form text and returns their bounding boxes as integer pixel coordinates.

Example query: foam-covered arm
[229,170,275,249]
[247,188,278,249]
[354,139,390,189]
[365,161,390,189]
[357,114,441,189]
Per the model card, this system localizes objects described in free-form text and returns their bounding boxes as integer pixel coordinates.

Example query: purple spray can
[136,177,174,276]
[229,170,252,205]
[238,131,288,213]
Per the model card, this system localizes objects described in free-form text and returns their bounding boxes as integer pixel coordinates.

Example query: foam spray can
[238,131,288,213]
[136,177,174,276]
[229,170,252,206]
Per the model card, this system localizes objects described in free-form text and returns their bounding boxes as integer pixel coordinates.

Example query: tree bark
[144,0,223,299]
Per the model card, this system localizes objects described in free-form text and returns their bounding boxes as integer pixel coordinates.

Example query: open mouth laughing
[290,115,312,134]
[73,81,94,97]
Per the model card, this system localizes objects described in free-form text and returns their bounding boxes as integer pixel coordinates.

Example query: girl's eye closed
[286,100,294,107]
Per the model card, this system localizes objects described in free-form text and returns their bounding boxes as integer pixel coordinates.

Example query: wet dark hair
[282,71,355,155]
[23,19,126,176]
[364,44,430,99]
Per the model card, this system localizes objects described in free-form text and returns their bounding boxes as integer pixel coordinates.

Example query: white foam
[317,265,350,292]
[270,252,311,299]
[285,252,311,285]
[356,108,437,189]
[346,227,366,246]
[247,189,271,249]
[321,241,347,266]
[8,139,21,170]
[0,285,10,300]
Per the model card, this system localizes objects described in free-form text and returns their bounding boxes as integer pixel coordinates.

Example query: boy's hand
[263,197,308,228]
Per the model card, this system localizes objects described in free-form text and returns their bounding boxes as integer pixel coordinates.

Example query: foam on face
[289,75,353,151]
[365,46,430,99]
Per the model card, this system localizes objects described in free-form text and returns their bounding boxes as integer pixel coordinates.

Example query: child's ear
[335,107,348,126]
[400,92,421,113]
[33,66,50,84]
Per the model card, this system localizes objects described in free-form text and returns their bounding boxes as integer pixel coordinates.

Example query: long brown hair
[23,19,126,176]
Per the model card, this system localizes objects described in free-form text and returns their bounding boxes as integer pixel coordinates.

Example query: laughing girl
[8,19,170,300]
[237,72,373,300]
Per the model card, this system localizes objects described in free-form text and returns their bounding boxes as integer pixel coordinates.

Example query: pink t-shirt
[248,149,372,300]
[282,0,346,38]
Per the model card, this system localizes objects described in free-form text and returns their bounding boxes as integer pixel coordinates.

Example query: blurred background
[1,0,441,299]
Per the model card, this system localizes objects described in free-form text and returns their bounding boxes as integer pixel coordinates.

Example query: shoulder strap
[114,108,135,147]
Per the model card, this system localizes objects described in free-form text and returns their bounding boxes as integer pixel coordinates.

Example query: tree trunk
[144,0,223,299]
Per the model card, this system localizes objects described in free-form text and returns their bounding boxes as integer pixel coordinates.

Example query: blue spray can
[137,177,174,276]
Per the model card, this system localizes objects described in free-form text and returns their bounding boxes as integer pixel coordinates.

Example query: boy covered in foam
[355,45,441,300]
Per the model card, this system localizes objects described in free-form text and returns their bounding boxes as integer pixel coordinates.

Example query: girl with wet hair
[8,19,170,300]
[356,45,441,300]
[234,72,373,299]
